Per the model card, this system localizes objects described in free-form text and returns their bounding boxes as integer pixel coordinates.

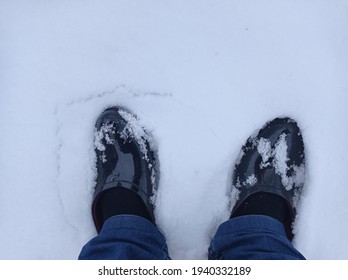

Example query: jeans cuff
[215,215,288,239]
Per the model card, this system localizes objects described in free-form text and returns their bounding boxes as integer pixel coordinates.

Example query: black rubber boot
[230,117,305,240]
[92,107,158,232]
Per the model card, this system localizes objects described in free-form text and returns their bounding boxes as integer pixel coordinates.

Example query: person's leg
[79,107,169,260]
[79,215,169,260]
[210,117,306,260]
[209,215,305,260]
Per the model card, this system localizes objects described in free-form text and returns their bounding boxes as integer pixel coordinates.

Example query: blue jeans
[78,214,305,260]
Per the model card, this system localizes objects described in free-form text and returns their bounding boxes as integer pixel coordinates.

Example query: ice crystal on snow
[245,174,257,186]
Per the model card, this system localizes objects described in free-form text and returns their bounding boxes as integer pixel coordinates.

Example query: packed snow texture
[1,0,348,259]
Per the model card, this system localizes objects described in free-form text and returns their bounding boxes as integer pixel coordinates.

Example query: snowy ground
[1,0,348,259]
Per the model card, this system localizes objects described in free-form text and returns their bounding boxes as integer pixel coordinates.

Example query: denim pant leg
[79,215,170,260]
[209,215,305,260]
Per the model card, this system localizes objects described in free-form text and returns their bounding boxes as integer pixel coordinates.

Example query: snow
[256,132,306,192]
[1,0,348,259]
[95,123,115,152]
[257,137,272,168]
[245,174,257,187]
[118,108,155,163]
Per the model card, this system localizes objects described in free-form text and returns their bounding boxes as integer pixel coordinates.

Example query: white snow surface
[1,0,348,259]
